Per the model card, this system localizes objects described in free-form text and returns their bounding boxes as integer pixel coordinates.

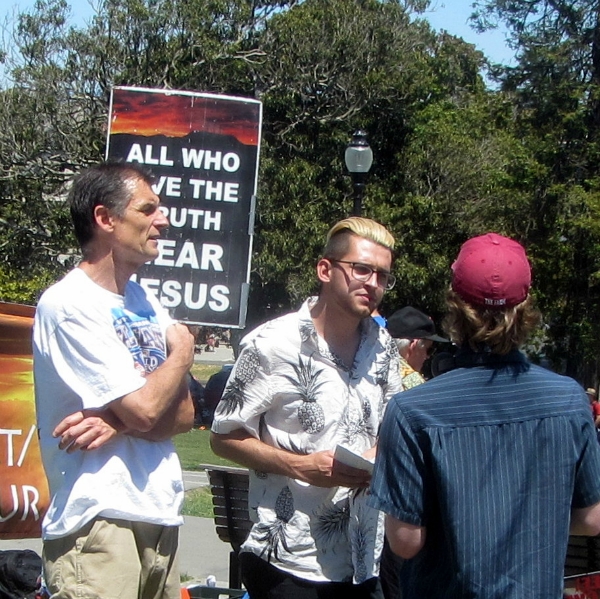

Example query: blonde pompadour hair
[323,217,395,259]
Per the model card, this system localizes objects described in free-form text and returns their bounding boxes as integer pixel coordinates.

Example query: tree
[470,0,600,382]
[0,0,540,373]
[0,0,296,303]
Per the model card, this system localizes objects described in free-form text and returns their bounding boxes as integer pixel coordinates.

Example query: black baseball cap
[387,306,448,342]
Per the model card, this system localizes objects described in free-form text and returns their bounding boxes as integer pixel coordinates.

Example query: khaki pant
[43,517,180,599]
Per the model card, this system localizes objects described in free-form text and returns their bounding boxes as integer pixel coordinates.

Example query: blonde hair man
[211,217,402,599]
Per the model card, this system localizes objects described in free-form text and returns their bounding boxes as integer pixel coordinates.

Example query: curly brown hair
[442,289,541,355]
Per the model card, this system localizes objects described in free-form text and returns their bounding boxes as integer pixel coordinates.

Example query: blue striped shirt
[369,349,600,598]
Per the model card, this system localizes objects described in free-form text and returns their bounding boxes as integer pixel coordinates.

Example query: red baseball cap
[451,233,531,309]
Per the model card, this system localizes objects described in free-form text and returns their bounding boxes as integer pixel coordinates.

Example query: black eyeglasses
[329,260,396,291]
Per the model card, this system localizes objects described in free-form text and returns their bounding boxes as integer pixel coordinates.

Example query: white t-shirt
[33,268,184,540]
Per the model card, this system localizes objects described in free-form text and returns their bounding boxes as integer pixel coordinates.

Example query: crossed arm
[55,322,195,452]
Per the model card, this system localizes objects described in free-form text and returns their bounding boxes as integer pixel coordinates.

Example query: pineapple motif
[362,399,372,420]
[219,347,260,415]
[275,485,294,523]
[351,525,369,583]
[257,485,294,562]
[374,352,390,389]
[314,498,350,546]
[339,400,372,447]
[284,356,326,434]
[349,492,380,584]
[299,322,315,344]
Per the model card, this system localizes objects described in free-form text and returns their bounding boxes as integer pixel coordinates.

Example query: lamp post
[345,130,373,216]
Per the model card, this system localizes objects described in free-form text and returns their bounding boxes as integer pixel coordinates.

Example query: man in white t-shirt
[33,163,195,599]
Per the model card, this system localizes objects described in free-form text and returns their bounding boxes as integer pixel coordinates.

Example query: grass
[176,368,238,519]
[174,428,238,518]
[190,363,222,382]
[175,429,235,518]
[173,428,236,470]
[181,486,214,518]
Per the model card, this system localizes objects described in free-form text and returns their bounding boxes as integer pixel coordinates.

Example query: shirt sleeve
[211,333,272,439]
[40,309,146,410]
[369,396,429,526]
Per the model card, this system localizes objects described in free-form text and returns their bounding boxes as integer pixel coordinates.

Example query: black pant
[240,552,384,599]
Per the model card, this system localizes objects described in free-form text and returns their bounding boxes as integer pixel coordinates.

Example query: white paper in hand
[334,445,374,474]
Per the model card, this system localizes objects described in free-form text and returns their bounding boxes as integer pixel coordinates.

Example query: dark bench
[565,535,600,577]
[200,464,253,589]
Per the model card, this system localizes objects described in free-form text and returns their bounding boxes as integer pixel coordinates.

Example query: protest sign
[107,86,262,327]
[0,303,49,538]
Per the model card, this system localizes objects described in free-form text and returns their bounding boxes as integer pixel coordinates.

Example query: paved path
[184,469,208,490]
[194,345,235,365]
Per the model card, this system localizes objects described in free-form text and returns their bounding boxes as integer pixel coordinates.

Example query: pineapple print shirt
[212,297,403,584]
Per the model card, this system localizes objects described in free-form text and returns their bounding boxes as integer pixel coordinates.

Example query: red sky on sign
[110,88,261,146]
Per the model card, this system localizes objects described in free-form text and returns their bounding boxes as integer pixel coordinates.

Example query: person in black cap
[386,306,448,390]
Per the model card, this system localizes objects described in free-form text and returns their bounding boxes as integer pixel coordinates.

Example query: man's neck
[78,255,134,296]
[310,297,363,368]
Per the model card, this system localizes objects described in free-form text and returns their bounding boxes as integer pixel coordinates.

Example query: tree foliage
[3,0,600,384]
[472,0,600,381]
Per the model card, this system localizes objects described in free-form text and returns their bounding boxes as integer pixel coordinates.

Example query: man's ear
[93,205,114,233]
[409,339,421,353]
[316,258,333,284]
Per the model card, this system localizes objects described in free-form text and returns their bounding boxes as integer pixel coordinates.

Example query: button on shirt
[212,297,403,583]
[369,349,600,598]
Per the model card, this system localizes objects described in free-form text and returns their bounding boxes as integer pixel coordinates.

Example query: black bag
[0,550,42,599]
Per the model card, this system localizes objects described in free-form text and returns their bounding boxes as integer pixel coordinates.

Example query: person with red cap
[369,232,600,598]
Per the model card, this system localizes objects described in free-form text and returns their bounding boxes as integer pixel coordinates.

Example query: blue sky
[1,0,515,67]
[423,1,514,65]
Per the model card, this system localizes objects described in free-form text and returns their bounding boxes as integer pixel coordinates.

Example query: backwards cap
[451,233,531,309]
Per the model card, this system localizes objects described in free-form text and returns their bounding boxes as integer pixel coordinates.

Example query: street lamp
[345,130,373,216]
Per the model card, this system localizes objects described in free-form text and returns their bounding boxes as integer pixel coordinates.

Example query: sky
[424,1,514,65]
[1,0,515,71]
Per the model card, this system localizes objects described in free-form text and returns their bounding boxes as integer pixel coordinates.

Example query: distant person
[202,364,234,426]
[211,217,403,598]
[189,373,208,428]
[33,163,195,599]
[386,305,448,390]
[206,334,216,352]
[587,388,600,428]
[370,232,600,598]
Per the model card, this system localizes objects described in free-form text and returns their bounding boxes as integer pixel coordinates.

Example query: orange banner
[0,302,49,538]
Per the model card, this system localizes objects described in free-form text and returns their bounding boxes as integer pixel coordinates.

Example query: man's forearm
[129,380,194,441]
[210,429,372,488]
[110,324,194,432]
[210,429,301,477]
[571,502,600,536]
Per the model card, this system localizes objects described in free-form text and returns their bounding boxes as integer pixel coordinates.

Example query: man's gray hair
[395,338,427,358]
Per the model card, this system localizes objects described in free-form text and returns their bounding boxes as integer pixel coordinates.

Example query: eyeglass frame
[328,259,396,291]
